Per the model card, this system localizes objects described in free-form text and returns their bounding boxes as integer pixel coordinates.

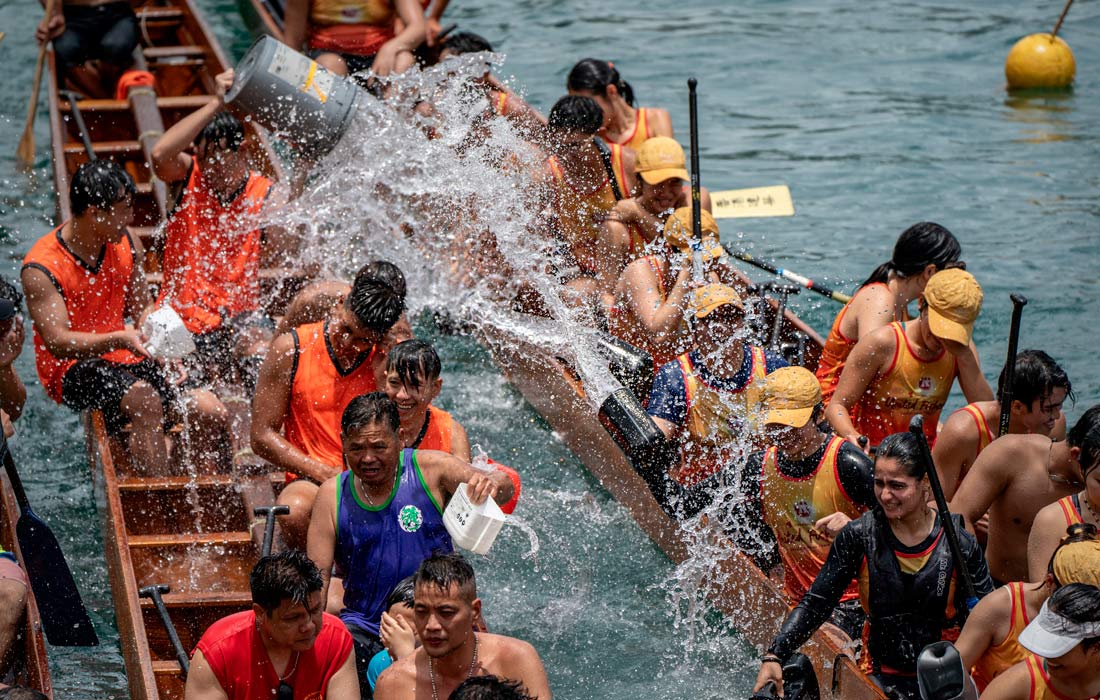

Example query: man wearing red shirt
[185,550,359,699]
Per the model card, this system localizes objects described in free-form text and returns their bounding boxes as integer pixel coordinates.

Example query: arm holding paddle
[34,0,65,44]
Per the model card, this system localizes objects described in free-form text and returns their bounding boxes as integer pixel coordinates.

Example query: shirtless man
[933,349,1071,498]
[383,339,471,461]
[37,0,138,93]
[1027,406,1100,580]
[374,552,551,700]
[950,408,1098,585]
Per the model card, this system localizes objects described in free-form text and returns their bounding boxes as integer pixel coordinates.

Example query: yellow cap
[923,268,983,346]
[761,367,822,428]
[663,207,724,261]
[691,283,743,319]
[636,137,690,185]
[1053,540,1100,587]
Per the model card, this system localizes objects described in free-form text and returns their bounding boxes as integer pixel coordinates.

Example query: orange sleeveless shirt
[816,282,887,404]
[972,582,1032,691]
[761,436,864,603]
[547,144,627,276]
[22,226,143,403]
[159,160,272,335]
[850,321,957,447]
[308,0,395,55]
[612,107,653,151]
[1024,653,1099,700]
[959,402,996,457]
[284,321,380,473]
[413,406,455,455]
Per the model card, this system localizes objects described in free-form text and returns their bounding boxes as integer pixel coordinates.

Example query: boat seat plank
[136,7,185,21]
[143,46,207,60]
[63,139,141,155]
[139,591,252,608]
[118,474,236,491]
[128,531,252,548]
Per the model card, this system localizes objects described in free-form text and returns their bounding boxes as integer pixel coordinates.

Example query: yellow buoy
[1005,33,1076,89]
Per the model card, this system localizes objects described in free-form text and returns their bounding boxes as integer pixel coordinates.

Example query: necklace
[358,467,398,507]
[1081,493,1100,525]
[1047,441,1084,489]
[429,632,478,700]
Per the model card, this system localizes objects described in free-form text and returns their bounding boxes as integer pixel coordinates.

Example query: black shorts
[344,621,384,699]
[53,2,138,70]
[186,311,274,388]
[307,49,376,75]
[61,358,177,432]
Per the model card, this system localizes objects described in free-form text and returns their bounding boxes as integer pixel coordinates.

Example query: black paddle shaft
[909,416,979,610]
[0,430,98,646]
[997,294,1028,437]
[687,78,704,281]
[254,505,290,558]
[61,91,96,161]
[140,584,190,678]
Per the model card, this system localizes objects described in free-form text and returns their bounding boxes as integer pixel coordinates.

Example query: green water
[1,0,1098,697]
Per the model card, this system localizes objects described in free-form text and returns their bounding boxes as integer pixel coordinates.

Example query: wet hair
[547,95,603,134]
[250,549,323,615]
[197,111,245,152]
[997,349,1074,410]
[860,222,963,289]
[414,551,478,600]
[386,575,416,610]
[443,31,494,54]
[1046,583,1100,651]
[1067,406,1100,477]
[1047,523,1100,589]
[0,275,23,314]
[347,266,406,334]
[341,391,400,435]
[69,160,136,217]
[874,431,928,479]
[450,676,535,700]
[566,58,635,107]
[357,260,407,300]
[386,339,441,390]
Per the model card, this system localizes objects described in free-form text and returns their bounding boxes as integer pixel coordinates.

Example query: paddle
[711,185,795,219]
[253,504,290,558]
[16,0,60,169]
[62,91,97,160]
[687,78,704,282]
[997,294,1028,437]
[729,249,852,304]
[909,415,979,615]
[0,429,98,646]
[139,584,189,678]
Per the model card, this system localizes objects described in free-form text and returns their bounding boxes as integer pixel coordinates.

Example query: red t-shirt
[195,610,352,700]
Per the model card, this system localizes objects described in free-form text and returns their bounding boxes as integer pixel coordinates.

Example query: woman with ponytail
[566,58,673,151]
[816,222,963,404]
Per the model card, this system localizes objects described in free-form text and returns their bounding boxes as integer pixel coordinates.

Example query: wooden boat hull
[0,471,53,697]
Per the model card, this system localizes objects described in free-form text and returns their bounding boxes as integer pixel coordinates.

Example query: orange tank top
[308,0,395,55]
[614,107,652,151]
[761,436,864,603]
[412,406,455,455]
[972,582,1032,691]
[1057,494,1084,529]
[960,403,996,457]
[490,89,509,117]
[284,321,380,474]
[1024,653,1099,700]
[159,160,272,335]
[850,321,957,447]
[22,226,143,403]
[816,282,887,404]
[608,255,687,370]
[547,144,627,275]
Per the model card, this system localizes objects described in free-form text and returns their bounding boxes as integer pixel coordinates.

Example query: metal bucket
[226,36,360,157]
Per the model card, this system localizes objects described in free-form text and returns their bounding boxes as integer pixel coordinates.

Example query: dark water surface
[1,0,1098,697]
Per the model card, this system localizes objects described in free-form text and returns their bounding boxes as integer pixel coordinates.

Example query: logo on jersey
[918,376,934,393]
[793,499,814,525]
[398,505,423,533]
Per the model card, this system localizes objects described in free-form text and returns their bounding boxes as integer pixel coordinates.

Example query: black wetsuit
[766,508,994,699]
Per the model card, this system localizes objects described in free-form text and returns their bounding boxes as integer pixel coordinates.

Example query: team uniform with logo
[546,143,628,277]
[971,581,1032,692]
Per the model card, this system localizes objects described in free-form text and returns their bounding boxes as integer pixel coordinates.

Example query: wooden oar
[729,249,852,304]
[16,0,60,169]
[0,430,98,646]
[909,415,979,616]
[997,294,1028,437]
[686,78,704,282]
[710,185,795,219]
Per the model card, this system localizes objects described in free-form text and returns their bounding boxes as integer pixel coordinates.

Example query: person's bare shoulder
[972,433,1047,477]
[375,652,418,700]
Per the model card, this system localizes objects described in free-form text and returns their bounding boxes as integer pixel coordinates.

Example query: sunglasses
[277,680,293,700]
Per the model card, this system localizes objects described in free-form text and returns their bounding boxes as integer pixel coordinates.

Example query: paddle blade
[15,127,36,170]
[16,509,98,646]
[711,185,794,219]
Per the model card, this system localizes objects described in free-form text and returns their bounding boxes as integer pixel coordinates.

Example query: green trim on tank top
[348,459,404,512]
[412,450,444,515]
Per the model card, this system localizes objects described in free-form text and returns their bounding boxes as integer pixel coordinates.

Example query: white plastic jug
[142,307,195,359]
[443,483,506,555]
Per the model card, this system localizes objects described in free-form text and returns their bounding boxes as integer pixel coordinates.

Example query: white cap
[1018,599,1100,659]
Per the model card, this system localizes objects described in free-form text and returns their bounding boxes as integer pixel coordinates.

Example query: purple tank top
[336,449,453,635]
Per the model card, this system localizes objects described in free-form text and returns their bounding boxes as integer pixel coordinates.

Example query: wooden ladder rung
[63,140,141,156]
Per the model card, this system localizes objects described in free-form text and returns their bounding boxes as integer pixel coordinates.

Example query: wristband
[761,655,782,666]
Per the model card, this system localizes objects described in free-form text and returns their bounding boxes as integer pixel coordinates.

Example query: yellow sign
[710,185,794,219]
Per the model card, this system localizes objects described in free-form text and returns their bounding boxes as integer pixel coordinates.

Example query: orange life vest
[761,436,865,604]
[972,582,1032,692]
[612,107,653,151]
[412,406,455,456]
[158,160,272,334]
[676,346,767,487]
[284,321,380,474]
[22,226,144,403]
[850,321,957,447]
[547,143,627,276]
[1024,653,1099,700]
[308,0,395,55]
[816,282,888,404]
